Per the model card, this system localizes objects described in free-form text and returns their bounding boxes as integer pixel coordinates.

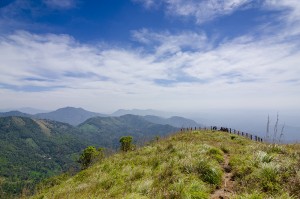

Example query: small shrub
[234,191,265,199]
[180,158,195,174]
[78,146,104,169]
[183,180,210,199]
[100,178,115,190]
[130,169,144,181]
[208,148,223,155]
[256,151,274,164]
[136,179,153,195]
[196,160,222,186]
[169,179,185,198]
[230,156,254,179]
[259,163,280,192]
[166,143,176,153]
[267,144,285,154]
[220,145,230,154]
[120,136,133,152]
[207,148,224,163]
[150,156,160,169]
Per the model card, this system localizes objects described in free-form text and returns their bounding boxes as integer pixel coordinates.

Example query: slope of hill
[78,114,178,149]
[35,107,106,126]
[0,117,87,198]
[0,111,32,118]
[33,130,300,199]
[0,114,179,198]
[111,109,173,117]
[143,115,200,128]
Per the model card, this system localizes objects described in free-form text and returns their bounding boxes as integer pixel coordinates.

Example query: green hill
[33,130,300,199]
[0,116,87,198]
[0,111,32,118]
[0,115,178,198]
[143,115,200,128]
[78,114,178,149]
[35,107,106,126]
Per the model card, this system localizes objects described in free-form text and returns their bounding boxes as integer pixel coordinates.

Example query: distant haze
[1,106,299,143]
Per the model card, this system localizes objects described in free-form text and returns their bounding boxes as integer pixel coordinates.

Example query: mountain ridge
[35,107,106,126]
[32,129,300,199]
[0,107,201,129]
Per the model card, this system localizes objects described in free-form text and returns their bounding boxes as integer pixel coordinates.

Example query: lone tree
[78,146,104,169]
[119,136,133,152]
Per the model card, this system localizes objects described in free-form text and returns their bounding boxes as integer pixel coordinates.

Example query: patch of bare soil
[210,154,235,199]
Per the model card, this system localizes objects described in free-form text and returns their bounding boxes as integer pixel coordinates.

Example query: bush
[196,160,222,186]
[234,191,265,199]
[260,163,280,192]
[187,183,209,199]
[120,136,133,152]
[78,146,104,169]
[220,145,230,154]
[208,148,224,163]
[255,151,274,164]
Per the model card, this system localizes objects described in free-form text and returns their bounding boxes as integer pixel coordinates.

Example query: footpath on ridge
[210,153,235,199]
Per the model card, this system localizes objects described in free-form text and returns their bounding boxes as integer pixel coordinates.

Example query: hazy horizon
[1,105,299,143]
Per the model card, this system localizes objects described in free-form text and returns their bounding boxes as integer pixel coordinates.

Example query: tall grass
[32,130,300,199]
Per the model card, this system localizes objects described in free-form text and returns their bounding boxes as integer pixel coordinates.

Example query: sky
[0,0,300,115]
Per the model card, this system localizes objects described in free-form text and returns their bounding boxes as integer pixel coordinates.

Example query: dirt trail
[210,154,235,199]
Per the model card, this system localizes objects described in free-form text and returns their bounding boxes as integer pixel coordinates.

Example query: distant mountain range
[0,110,32,118]
[0,107,201,128]
[35,107,106,126]
[143,115,199,128]
[0,107,48,114]
[111,109,174,117]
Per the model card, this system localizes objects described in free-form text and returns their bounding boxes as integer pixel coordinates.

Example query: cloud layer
[134,0,255,23]
[0,0,300,112]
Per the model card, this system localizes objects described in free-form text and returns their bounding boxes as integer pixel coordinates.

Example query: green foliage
[79,146,104,169]
[233,191,265,199]
[24,129,300,199]
[77,115,178,150]
[196,159,222,186]
[119,136,133,152]
[0,116,87,198]
[259,163,280,192]
[0,114,177,197]
[207,147,224,163]
[35,173,70,193]
[184,180,209,199]
[266,144,285,154]
[231,135,237,140]
[255,151,274,164]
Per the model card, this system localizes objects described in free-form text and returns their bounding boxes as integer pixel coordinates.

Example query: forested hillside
[0,117,86,198]
[0,115,178,198]
[78,114,178,149]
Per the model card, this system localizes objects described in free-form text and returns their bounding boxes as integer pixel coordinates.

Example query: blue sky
[0,0,300,113]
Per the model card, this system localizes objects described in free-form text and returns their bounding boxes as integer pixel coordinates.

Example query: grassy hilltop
[33,130,300,199]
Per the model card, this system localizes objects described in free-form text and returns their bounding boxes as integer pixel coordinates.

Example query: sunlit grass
[33,130,300,199]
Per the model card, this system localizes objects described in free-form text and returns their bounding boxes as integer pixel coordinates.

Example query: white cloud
[262,0,300,38]
[134,0,253,23]
[0,27,300,112]
[132,29,208,56]
[44,0,76,9]
[1,1,300,112]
